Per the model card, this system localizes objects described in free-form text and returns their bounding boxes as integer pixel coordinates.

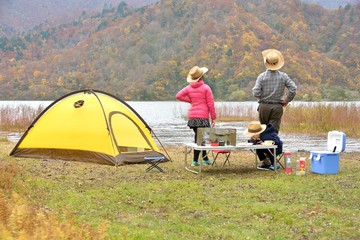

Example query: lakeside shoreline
[1,131,360,153]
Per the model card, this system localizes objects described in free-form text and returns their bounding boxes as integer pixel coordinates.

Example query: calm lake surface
[1,101,359,153]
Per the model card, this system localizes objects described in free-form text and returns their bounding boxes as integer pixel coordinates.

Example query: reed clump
[0,105,43,132]
[178,103,257,122]
[216,104,256,122]
[282,103,360,137]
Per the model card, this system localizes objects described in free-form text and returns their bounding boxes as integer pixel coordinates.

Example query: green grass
[1,140,360,239]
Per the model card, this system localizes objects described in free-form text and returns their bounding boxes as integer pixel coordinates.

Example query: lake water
[1,101,359,152]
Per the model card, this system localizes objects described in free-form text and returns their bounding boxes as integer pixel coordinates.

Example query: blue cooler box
[310,151,339,174]
[310,131,346,174]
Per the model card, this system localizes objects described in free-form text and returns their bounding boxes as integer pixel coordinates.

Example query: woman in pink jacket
[176,66,216,166]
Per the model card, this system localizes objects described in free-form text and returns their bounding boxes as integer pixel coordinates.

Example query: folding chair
[211,150,231,166]
[275,152,284,169]
[144,156,165,173]
[250,148,284,169]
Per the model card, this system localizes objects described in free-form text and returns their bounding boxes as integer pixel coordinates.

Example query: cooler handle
[311,153,321,161]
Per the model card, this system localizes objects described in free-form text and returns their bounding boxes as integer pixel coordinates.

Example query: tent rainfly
[10,89,168,165]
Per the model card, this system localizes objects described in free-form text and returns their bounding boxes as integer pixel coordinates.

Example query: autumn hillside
[0,0,159,35]
[0,0,359,101]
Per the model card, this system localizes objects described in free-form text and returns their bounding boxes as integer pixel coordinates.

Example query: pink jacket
[176,80,216,120]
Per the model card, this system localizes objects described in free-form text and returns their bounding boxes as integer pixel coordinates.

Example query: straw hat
[187,66,208,83]
[243,121,267,137]
[262,49,284,71]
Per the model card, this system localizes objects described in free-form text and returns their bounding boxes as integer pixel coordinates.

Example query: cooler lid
[327,131,346,152]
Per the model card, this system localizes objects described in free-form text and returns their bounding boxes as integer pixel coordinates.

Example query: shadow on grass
[197,166,258,175]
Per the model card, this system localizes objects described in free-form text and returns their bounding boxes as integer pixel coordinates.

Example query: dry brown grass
[0,105,44,132]
[216,104,256,122]
[282,103,360,137]
[0,160,110,240]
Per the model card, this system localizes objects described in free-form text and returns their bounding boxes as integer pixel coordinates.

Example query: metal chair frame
[211,150,232,166]
[144,156,165,173]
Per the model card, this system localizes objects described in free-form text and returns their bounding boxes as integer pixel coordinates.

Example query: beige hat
[262,49,284,71]
[187,66,208,83]
[243,121,267,137]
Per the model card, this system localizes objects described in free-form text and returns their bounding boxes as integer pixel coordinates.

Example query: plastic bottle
[299,157,306,175]
[284,152,292,175]
[296,154,306,176]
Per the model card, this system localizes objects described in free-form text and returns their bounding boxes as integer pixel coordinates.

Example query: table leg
[199,153,202,174]
[255,149,258,169]
[274,149,277,172]
[184,146,199,174]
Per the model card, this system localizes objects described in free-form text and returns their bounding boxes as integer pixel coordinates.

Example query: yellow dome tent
[10,89,168,165]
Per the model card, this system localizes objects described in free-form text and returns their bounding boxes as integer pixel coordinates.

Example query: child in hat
[243,121,283,170]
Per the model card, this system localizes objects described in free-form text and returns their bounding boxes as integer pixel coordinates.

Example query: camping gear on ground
[144,156,166,173]
[196,128,236,146]
[197,128,236,166]
[310,131,346,174]
[10,89,168,166]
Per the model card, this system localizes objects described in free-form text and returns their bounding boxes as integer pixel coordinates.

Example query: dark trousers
[257,148,282,165]
[258,103,283,133]
[192,127,208,161]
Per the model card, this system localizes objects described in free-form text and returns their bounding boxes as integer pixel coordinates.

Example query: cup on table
[263,140,275,146]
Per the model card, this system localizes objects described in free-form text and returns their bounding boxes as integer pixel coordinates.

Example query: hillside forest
[0,0,359,101]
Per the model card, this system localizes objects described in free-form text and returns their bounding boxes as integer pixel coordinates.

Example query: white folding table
[184,142,278,174]
[184,143,237,174]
